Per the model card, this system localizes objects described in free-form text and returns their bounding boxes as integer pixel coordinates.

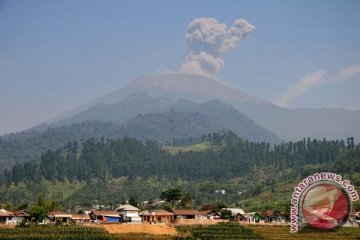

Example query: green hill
[0,97,279,171]
[0,132,358,210]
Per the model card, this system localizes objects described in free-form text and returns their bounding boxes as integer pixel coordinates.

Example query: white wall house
[0,209,15,224]
[11,209,31,224]
[115,204,141,223]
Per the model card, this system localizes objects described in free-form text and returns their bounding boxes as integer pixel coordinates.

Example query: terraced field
[176,222,264,240]
[0,225,115,240]
[247,224,360,240]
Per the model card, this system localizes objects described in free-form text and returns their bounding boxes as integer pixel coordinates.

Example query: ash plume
[180,17,255,76]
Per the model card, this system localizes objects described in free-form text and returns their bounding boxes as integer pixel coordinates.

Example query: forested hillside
[0,98,279,171]
[0,132,358,209]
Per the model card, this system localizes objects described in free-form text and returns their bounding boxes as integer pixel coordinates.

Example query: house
[0,209,15,224]
[140,209,174,223]
[223,208,245,216]
[71,214,91,224]
[233,213,245,221]
[90,210,121,223]
[48,211,73,224]
[261,210,287,223]
[115,204,141,223]
[198,210,222,220]
[11,209,31,224]
[37,216,53,225]
[242,212,261,223]
[172,210,202,219]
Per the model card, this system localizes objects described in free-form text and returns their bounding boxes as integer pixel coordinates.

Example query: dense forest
[0,97,279,172]
[0,131,359,209]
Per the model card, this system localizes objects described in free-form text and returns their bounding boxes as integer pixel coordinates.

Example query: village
[1,203,359,227]
[0,204,290,226]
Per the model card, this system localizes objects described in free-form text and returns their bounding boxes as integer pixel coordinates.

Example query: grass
[164,141,222,155]
[247,224,360,240]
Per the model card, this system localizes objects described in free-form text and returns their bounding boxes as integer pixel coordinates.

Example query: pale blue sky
[0,0,360,134]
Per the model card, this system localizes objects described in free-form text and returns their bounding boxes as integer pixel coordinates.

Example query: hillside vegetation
[0,96,279,171]
[0,132,359,210]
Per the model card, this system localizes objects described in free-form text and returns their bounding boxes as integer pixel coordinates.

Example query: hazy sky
[1,0,360,135]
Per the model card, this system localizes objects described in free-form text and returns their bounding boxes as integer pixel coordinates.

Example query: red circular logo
[301,182,351,229]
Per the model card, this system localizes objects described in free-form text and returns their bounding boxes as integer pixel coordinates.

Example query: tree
[220,209,232,219]
[162,202,173,212]
[16,202,29,210]
[160,188,181,204]
[29,206,47,223]
[215,202,226,211]
[179,192,193,209]
[128,197,138,207]
[201,202,214,211]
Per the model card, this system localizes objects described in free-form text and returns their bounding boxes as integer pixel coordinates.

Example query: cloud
[275,65,360,108]
[181,17,255,76]
[275,70,326,108]
[333,65,360,82]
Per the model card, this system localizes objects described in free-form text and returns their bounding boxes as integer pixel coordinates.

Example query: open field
[1,223,358,239]
[105,223,360,240]
[0,225,115,240]
[246,224,360,240]
[164,142,213,155]
[100,223,178,236]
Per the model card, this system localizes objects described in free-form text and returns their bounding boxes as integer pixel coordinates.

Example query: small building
[233,213,245,221]
[41,216,53,225]
[140,209,174,223]
[48,211,73,224]
[115,204,141,223]
[90,210,121,223]
[261,210,287,223]
[172,210,202,219]
[243,212,261,223]
[0,209,15,224]
[198,210,222,220]
[11,209,31,224]
[71,214,91,224]
[223,208,245,216]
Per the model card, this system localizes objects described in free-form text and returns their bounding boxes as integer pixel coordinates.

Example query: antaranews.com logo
[290,172,359,233]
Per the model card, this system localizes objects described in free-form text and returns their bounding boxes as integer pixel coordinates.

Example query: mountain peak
[125,73,270,105]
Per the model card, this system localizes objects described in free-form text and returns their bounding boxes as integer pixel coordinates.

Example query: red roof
[172,210,201,216]
[198,210,212,215]
[11,209,30,217]
[155,209,174,216]
[48,211,71,215]
[0,209,13,217]
[71,214,91,220]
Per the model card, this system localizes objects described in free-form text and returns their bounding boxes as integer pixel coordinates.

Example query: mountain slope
[0,98,279,170]
[42,73,360,141]
[1,132,358,209]
[118,100,278,143]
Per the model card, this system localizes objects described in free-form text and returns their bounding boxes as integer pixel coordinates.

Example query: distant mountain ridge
[40,73,360,141]
[0,97,279,170]
[118,99,279,143]
[45,93,279,143]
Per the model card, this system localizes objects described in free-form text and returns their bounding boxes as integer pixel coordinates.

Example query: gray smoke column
[180,17,255,76]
